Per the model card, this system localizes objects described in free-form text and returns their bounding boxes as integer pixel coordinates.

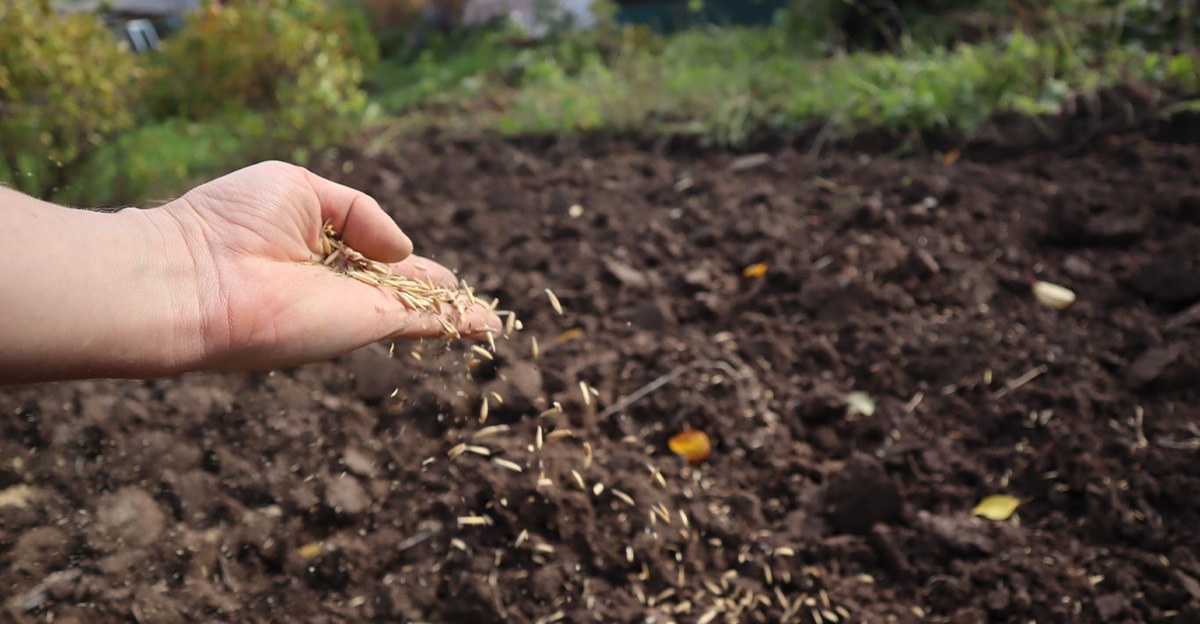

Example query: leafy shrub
[0,0,143,198]
[147,0,378,148]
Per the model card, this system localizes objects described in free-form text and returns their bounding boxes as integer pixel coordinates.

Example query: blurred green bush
[146,0,379,148]
[0,0,143,198]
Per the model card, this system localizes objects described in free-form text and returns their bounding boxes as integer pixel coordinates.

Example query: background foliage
[1,0,1197,205]
[0,0,142,198]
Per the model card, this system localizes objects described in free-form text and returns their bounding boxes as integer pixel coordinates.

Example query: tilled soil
[4,110,1200,623]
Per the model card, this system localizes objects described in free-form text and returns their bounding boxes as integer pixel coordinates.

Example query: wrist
[114,203,212,376]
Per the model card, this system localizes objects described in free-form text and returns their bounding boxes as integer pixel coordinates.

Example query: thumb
[302,169,412,263]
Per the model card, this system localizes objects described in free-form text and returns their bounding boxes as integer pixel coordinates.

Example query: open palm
[158,161,497,371]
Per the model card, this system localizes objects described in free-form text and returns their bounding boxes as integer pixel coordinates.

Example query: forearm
[0,188,203,384]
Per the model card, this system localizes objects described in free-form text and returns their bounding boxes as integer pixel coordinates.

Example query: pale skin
[0,161,500,385]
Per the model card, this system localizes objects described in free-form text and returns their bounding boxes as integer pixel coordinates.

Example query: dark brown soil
[4,114,1200,623]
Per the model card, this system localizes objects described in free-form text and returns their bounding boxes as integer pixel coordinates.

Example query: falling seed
[546,429,574,441]
[583,442,593,471]
[494,458,523,473]
[697,610,719,624]
[557,328,584,344]
[775,547,795,557]
[505,312,517,336]
[679,510,689,527]
[472,345,494,360]
[389,387,399,398]
[411,351,423,361]
[536,426,544,450]
[464,446,492,456]
[613,489,635,506]
[537,477,554,488]
[652,468,667,487]
[534,543,555,553]
[571,470,586,490]
[546,289,564,315]
[515,529,529,547]
[486,329,497,352]
[448,443,467,458]
[626,546,635,563]
[538,403,564,418]
[450,538,469,552]
[580,381,591,406]
[388,343,395,358]
[1033,280,1076,310]
[531,336,540,359]
[475,425,510,440]
[592,483,604,496]
[668,430,712,465]
[490,391,503,404]
[458,516,488,526]
[480,397,489,424]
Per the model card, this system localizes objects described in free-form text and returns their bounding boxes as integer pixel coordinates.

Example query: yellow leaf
[973,494,1021,520]
[298,541,324,559]
[742,263,768,279]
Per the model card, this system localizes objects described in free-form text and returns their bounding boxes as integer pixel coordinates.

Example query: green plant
[147,0,378,148]
[0,0,143,198]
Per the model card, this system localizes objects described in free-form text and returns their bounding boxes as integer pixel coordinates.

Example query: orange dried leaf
[669,430,712,465]
[941,148,961,165]
[742,263,768,279]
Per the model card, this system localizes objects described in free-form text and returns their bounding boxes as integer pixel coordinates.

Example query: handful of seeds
[319,223,485,340]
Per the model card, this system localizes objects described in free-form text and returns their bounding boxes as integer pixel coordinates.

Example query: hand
[147,161,500,372]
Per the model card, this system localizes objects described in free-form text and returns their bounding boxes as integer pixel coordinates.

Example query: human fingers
[302,168,412,263]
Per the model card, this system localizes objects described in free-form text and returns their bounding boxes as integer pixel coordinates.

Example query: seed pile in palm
[318,222,491,340]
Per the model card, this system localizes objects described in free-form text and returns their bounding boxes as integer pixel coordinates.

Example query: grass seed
[545,289,564,315]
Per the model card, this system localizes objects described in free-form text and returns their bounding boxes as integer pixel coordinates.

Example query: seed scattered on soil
[1033,280,1076,310]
